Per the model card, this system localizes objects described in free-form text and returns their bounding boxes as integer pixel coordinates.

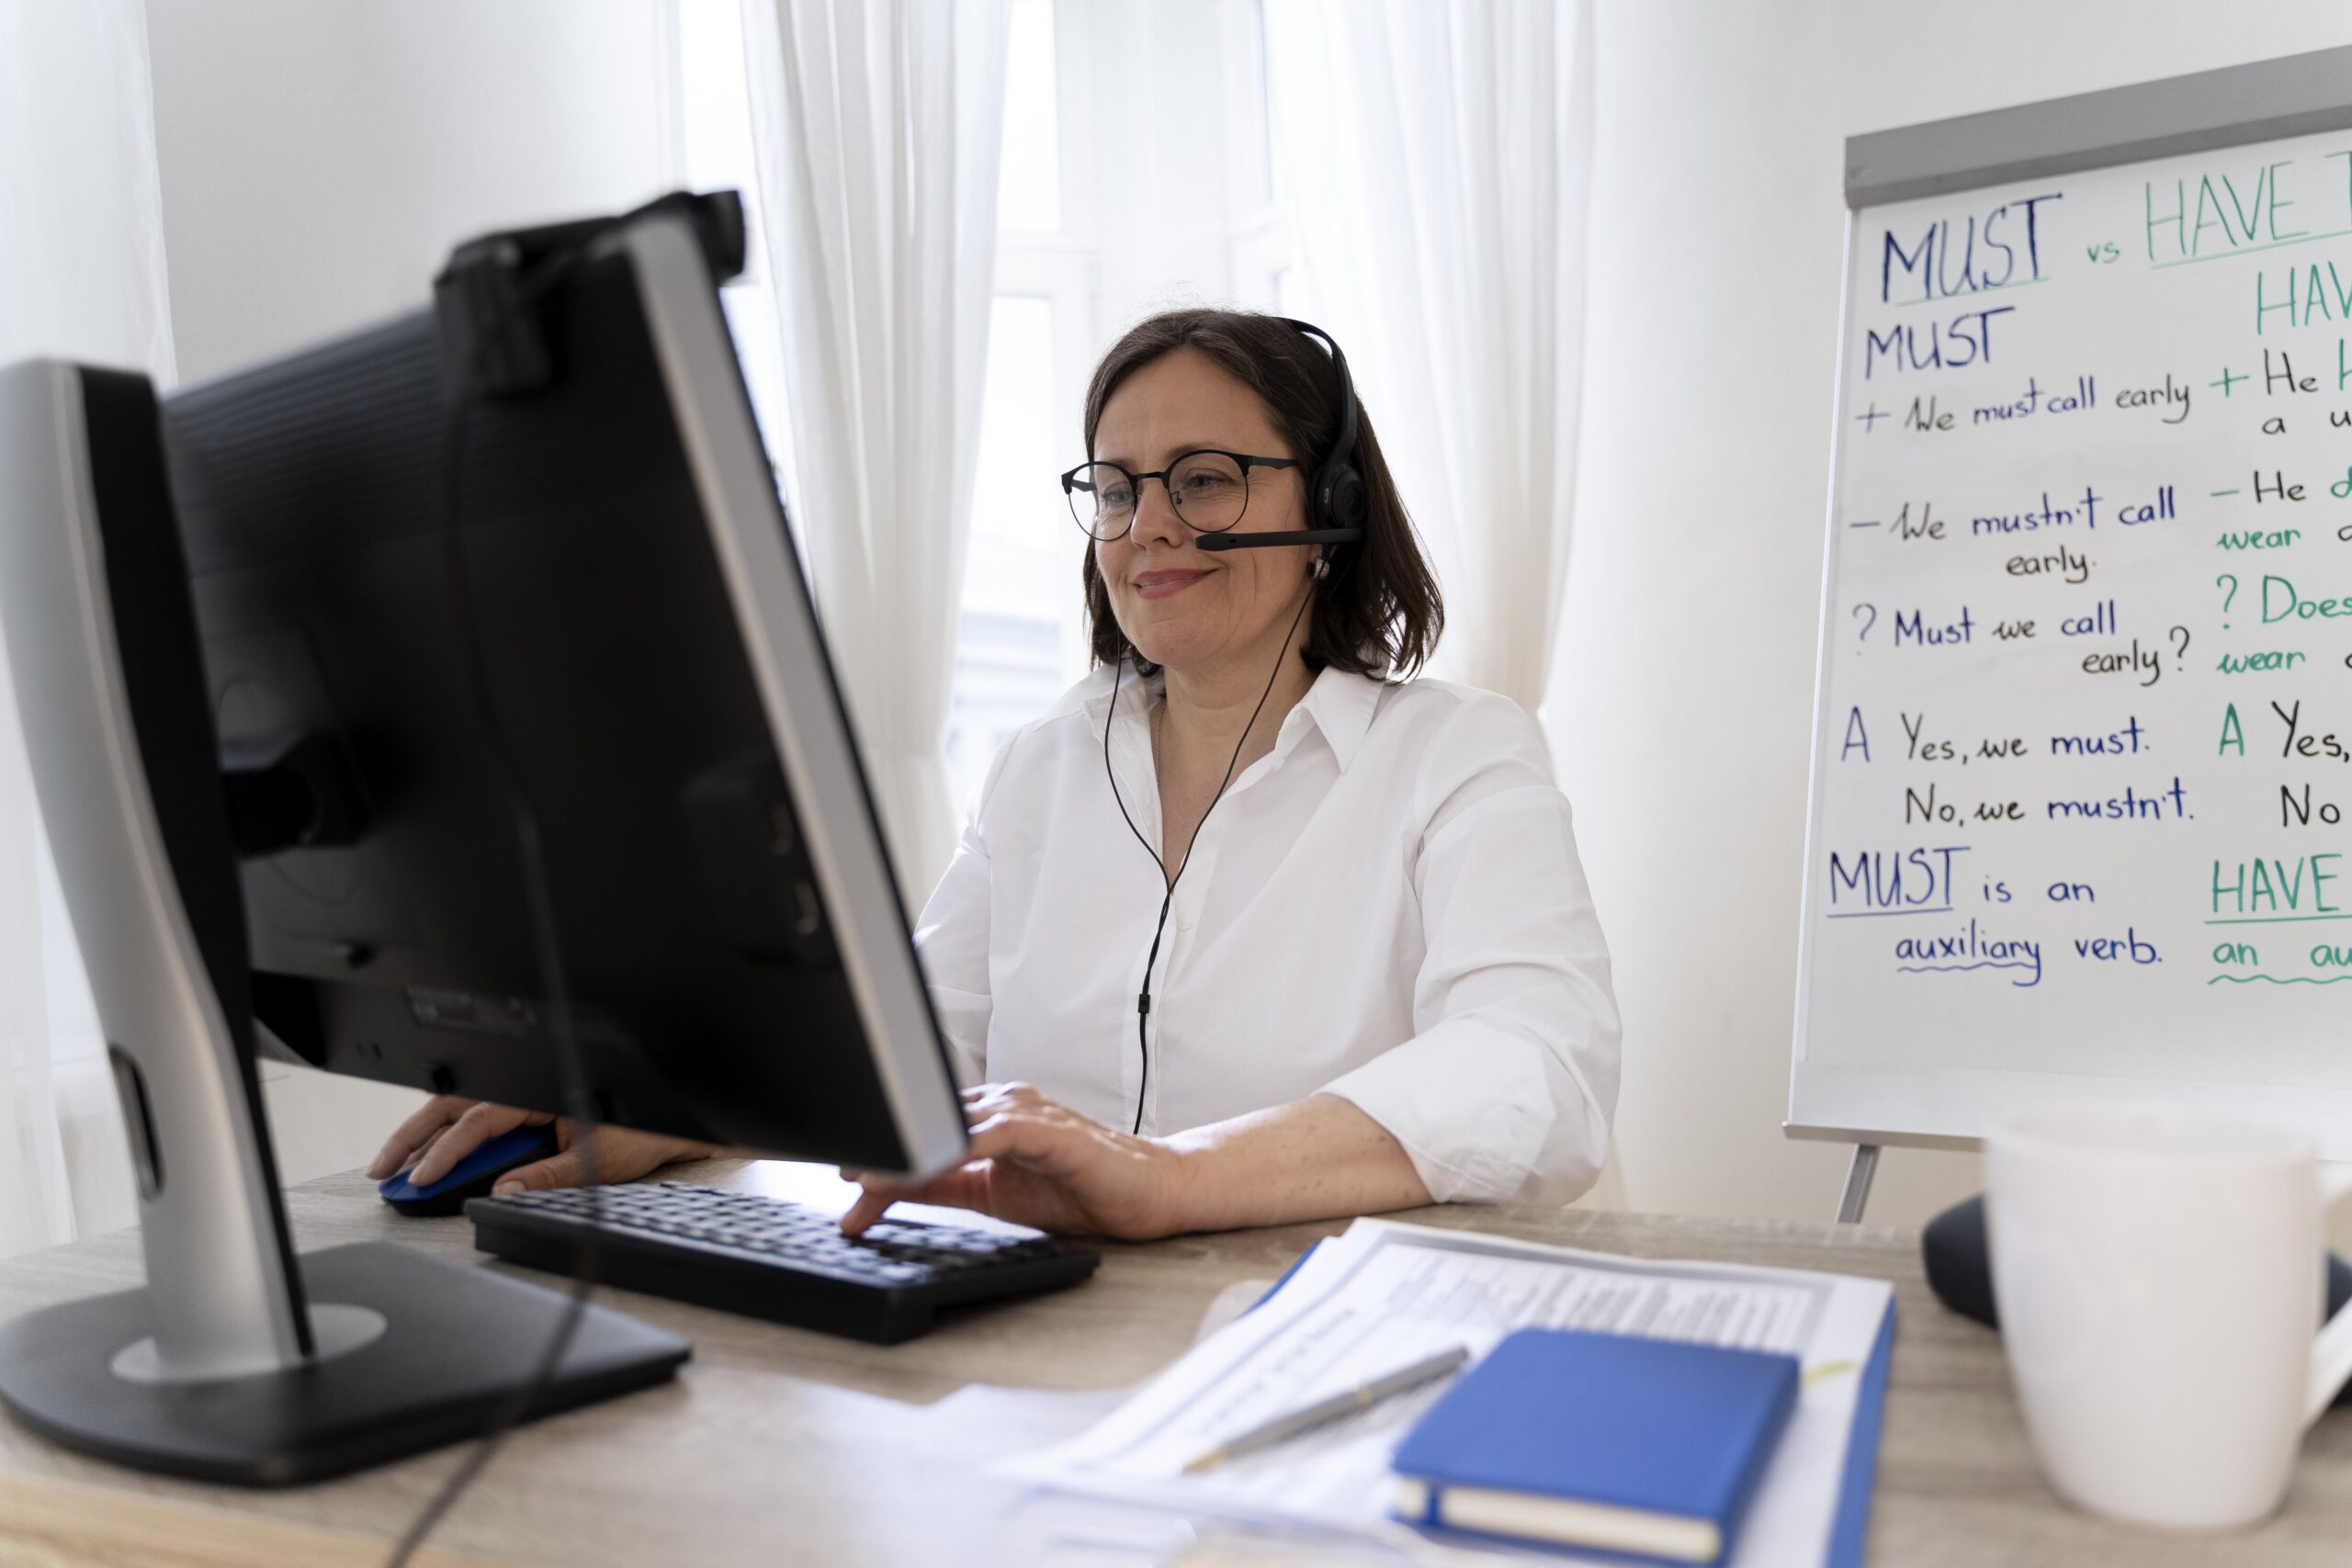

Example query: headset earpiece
[1318,464,1365,530]
[1281,318,1367,560]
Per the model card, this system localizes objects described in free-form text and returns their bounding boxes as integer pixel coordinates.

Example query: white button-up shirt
[912,661,1621,1203]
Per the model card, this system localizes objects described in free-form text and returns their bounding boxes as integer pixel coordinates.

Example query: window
[668,0,1299,833]
[995,0,1062,233]
[944,0,1298,816]
[944,0,1091,813]
[948,291,1075,798]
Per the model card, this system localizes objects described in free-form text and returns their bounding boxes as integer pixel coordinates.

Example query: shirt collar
[1289,665,1383,772]
[1080,661,1384,773]
[1076,661,1154,744]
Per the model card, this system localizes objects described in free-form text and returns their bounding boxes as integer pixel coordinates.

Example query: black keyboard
[465,1182,1100,1345]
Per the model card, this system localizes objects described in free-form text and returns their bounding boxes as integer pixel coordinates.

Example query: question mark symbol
[2168,625,2190,669]
[2216,573,2239,629]
[1852,603,1878,652]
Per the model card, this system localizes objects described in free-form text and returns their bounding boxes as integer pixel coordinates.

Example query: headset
[1101,318,1365,1134]
[1193,319,1367,562]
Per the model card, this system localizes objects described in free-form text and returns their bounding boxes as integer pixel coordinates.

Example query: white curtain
[0,0,176,1256]
[1264,2,1619,1208]
[738,0,1012,903]
[1264,0,1594,717]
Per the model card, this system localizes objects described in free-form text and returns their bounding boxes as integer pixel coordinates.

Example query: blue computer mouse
[378,1125,560,1217]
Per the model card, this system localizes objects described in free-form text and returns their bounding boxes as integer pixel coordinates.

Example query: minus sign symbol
[1849,520,1882,528]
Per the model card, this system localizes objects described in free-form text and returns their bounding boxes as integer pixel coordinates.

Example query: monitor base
[0,1241,689,1486]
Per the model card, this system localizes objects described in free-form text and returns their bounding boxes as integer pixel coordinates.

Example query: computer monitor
[0,192,967,1483]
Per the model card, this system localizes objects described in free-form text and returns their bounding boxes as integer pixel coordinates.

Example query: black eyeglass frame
[1059,449,1302,542]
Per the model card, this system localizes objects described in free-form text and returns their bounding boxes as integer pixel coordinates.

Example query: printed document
[1001,1219,1894,1564]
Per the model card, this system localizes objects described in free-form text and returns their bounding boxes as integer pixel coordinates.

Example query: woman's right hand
[367,1095,716,1194]
[838,1082,1194,1239]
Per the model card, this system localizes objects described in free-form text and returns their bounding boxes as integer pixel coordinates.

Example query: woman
[371,310,1620,1241]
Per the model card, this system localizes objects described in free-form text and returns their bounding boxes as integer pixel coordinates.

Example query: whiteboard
[1792,54,2352,1156]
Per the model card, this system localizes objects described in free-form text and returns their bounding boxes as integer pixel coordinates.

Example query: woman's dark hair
[1079,309,1442,681]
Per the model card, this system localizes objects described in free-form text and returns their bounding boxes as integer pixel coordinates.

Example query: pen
[1182,1345,1472,1474]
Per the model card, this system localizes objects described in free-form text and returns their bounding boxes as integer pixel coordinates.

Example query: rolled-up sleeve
[1318,691,1621,1204]
[911,739,1012,1089]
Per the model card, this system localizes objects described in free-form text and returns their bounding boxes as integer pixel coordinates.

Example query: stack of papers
[1000,1219,1894,1565]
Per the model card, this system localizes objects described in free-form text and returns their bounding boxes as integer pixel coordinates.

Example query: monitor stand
[0,360,687,1484]
[0,1239,689,1485]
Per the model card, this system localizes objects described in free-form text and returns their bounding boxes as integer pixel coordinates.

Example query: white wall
[1549,2,2352,1232]
[149,0,673,384]
[133,0,674,1192]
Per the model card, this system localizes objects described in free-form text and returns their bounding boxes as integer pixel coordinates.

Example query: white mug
[1985,1101,2352,1531]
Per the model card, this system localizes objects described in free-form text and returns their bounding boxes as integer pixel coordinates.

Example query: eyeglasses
[1060,449,1300,541]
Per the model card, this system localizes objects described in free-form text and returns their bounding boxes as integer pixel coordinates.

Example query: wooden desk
[0,1162,2347,1567]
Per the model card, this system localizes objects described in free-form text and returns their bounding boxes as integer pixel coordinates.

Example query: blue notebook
[1827,1303,1895,1568]
[1389,1327,1801,1565]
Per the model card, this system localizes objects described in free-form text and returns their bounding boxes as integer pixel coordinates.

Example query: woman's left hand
[839,1082,1191,1239]
[367,1094,717,1196]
